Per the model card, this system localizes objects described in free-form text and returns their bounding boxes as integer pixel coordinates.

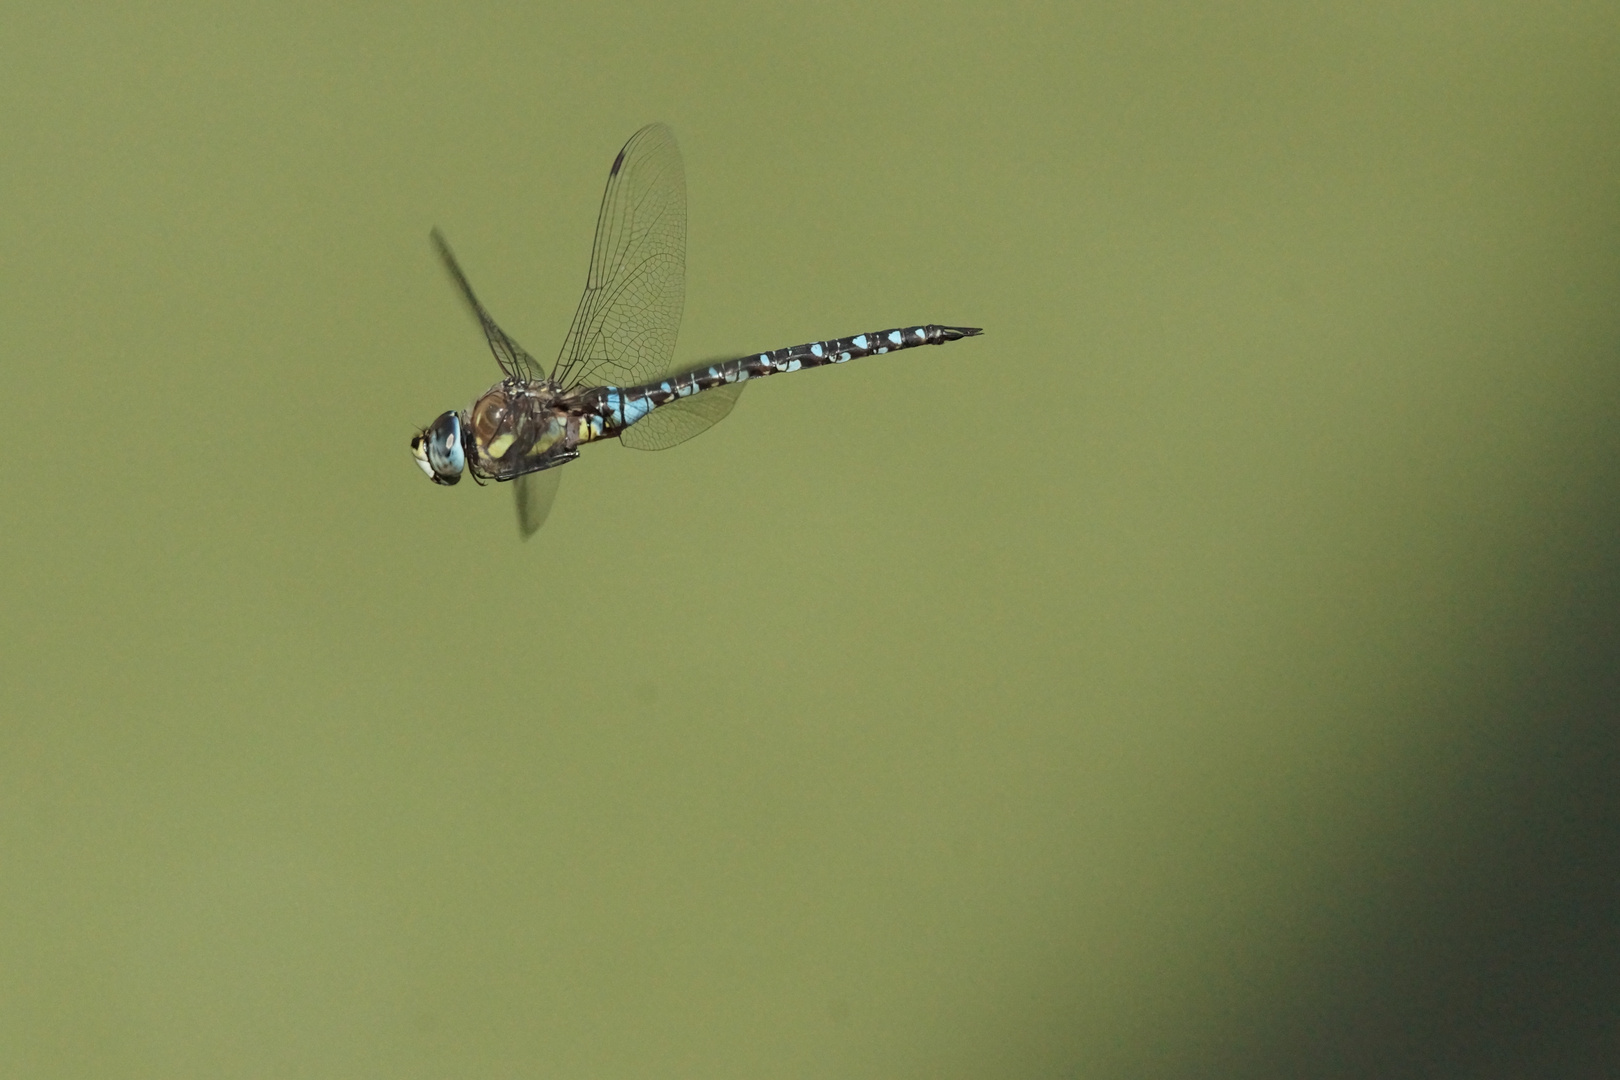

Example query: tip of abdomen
[940,325,983,340]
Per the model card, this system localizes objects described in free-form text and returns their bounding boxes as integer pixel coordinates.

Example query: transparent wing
[550,124,686,393]
[432,229,548,382]
[619,381,746,451]
[513,468,563,538]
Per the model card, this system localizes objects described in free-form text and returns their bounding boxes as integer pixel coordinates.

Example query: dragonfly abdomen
[593,324,982,434]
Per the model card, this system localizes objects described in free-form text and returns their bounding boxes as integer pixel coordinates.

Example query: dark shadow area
[1220,406,1620,1076]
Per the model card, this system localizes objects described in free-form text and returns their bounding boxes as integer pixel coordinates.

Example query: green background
[4,2,1619,1076]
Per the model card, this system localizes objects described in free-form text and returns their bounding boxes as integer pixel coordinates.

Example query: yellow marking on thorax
[485,432,515,459]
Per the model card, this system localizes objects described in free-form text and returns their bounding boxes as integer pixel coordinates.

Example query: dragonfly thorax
[466,382,572,480]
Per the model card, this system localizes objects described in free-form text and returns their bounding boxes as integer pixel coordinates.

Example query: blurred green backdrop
[3,2,1619,1077]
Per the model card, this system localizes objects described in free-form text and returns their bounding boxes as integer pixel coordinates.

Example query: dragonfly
[412,123,982,537]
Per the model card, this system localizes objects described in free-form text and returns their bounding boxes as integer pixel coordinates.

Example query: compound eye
[423,412,465,484]
[410,433,436,478]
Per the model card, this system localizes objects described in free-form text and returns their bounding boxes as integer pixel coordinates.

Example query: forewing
[618,382,746,451]
[432,229,547,382]
[550,124,686,393]
[513,468,563,538]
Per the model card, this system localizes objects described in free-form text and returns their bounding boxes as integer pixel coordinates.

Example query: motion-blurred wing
[513,468,563,538]
[432,229,547,383]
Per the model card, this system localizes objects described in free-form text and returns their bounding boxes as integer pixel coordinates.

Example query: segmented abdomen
[586,324,981,435]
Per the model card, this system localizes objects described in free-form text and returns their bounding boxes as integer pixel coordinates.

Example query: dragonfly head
[411,411,466,485]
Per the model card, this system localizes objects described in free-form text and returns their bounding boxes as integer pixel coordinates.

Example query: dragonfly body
[460,322,980,479]
[412,124,982,536]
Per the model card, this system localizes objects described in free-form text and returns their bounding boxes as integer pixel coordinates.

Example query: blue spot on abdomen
[621,395,655,425]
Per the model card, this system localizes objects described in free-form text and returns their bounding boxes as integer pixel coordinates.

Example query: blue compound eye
[413,411,465,485]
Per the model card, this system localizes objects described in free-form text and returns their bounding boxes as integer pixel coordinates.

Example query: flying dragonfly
[412,123,982,536]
